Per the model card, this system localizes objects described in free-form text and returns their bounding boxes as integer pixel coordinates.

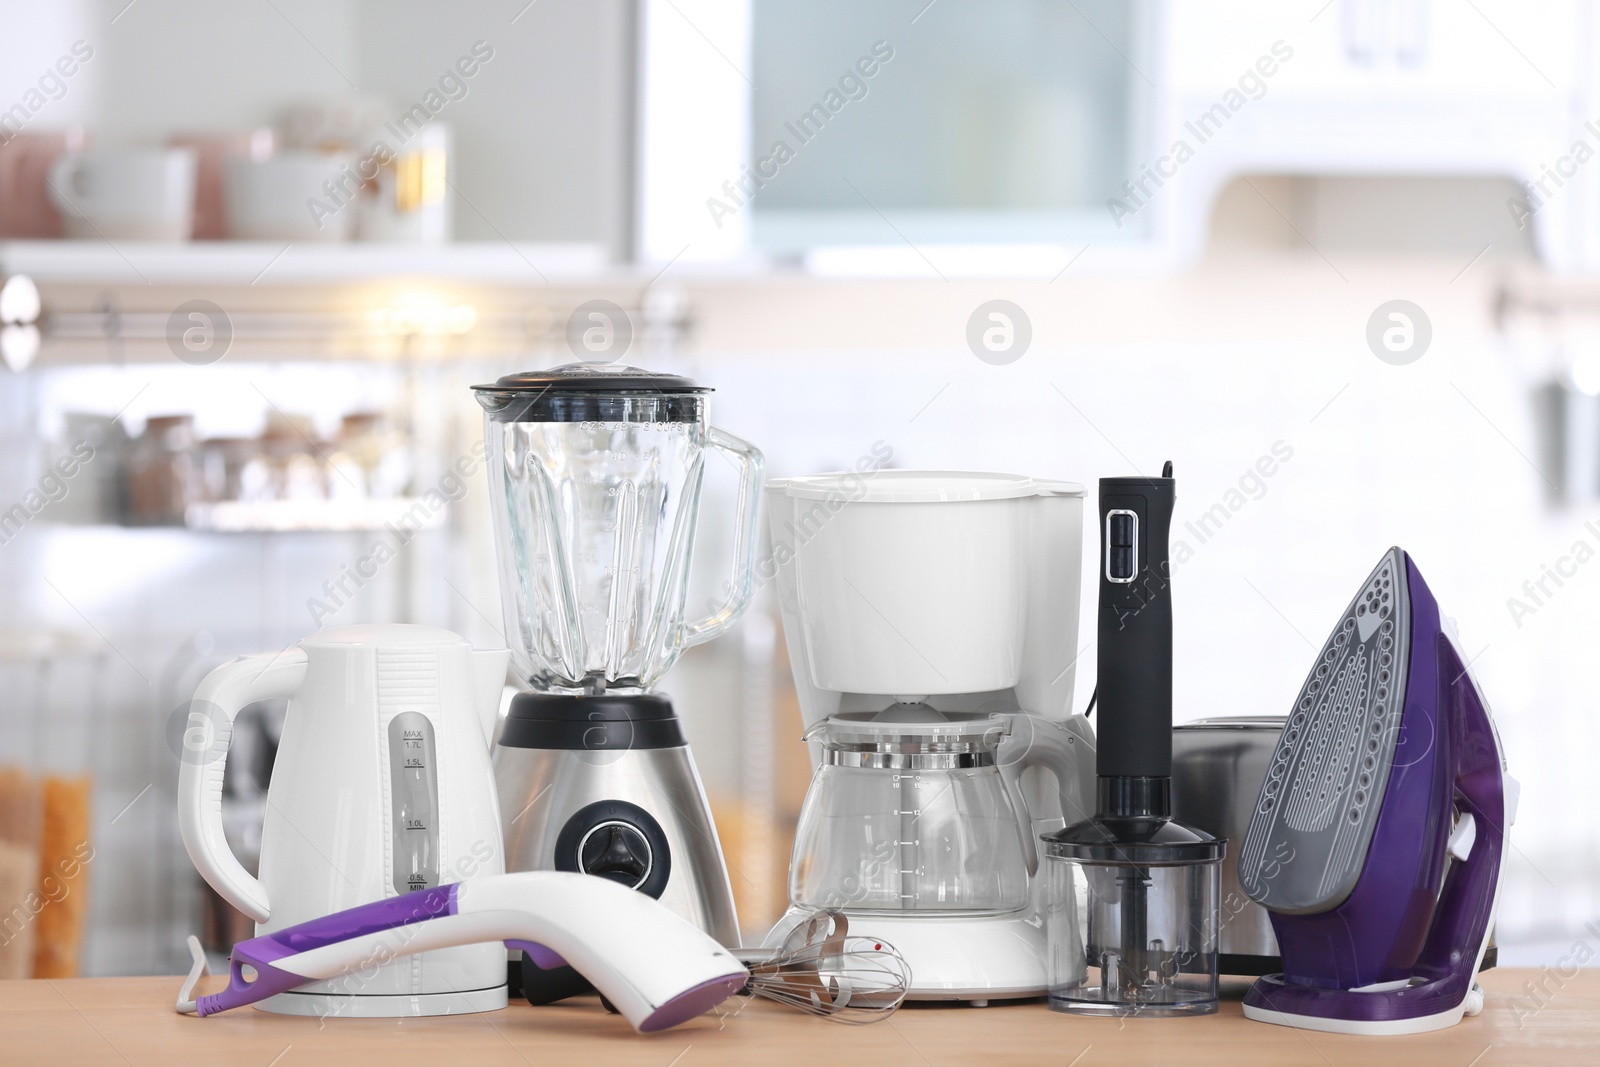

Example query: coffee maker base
[768,906,1050,1002]
[258,985,507,1018]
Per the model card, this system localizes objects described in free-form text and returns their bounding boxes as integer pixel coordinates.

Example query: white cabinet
[1157,0,1593,267]
[638,0,1600,272]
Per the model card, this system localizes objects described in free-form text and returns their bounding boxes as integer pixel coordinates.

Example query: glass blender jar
[474,363,761,997]
[474,363,763,693]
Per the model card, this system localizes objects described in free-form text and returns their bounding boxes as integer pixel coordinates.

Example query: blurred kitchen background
[1,0,1598,977]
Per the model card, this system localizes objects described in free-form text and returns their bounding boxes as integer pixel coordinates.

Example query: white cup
[357,123,452,243]
[224,153,356,242]
[47,148,197,241]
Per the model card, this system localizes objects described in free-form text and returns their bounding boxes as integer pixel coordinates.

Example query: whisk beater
[732,910,911,1023]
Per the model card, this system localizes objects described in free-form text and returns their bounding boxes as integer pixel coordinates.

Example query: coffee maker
[474,364,763,984]
[765,471,1097,1001]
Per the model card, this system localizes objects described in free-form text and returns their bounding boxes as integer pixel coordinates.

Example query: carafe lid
[810,708,1007,752]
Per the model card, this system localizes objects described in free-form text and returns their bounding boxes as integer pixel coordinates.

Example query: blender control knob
[579,822,653,887]
[554,800,672,899]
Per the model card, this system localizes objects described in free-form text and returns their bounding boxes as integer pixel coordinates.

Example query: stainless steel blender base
[494,742,740,947]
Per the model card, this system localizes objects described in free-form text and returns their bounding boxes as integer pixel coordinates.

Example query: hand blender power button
[1106,510,1137,583]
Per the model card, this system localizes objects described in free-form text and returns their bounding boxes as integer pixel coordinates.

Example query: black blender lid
[472,363,709,394]
[1043,815,1225,865]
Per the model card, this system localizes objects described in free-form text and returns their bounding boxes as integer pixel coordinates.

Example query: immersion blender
[1042,462,1224,1016]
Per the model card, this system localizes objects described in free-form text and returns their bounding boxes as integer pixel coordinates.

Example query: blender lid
[472,362,710,394]
[1042,816,1226,865]
[769,470,1085,502]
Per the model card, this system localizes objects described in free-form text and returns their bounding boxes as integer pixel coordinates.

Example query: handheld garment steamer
[1240,548,1517,1035]
[177,872,747,1032]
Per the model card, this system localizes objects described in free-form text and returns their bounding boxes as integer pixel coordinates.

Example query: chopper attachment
[1044,465,1226,1018]
[1240,548,1515,1035]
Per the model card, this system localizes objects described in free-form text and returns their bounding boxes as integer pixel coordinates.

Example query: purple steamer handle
[195,884,463,1015]
[1245,556,1507,1028]
[195,886,573,1014]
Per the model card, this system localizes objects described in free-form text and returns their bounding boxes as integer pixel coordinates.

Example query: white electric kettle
[178,624,511,1017]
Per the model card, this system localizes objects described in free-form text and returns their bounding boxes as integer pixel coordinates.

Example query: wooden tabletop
[0,969,1588,1066]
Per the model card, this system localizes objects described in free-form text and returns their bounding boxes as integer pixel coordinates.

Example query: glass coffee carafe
[790,709,1058,914]
[474,363,763,694]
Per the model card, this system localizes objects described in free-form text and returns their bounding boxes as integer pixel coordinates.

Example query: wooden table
[0,970,1590,1066]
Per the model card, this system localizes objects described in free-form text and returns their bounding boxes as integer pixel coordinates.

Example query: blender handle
[177,648,309,924]
[999,714,1097,877]
[681,426,765,648]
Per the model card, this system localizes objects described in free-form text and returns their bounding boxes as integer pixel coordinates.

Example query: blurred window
[748,0,1145,249]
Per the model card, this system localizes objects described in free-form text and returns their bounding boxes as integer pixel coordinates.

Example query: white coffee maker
[766,471,1095,1002]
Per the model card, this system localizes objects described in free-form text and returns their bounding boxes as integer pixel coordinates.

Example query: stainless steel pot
[1171,716,1284,975]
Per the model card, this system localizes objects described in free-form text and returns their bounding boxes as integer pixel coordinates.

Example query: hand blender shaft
[1096,466,1175,789]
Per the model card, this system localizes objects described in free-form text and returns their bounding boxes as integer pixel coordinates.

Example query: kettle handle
[680,426,765,648]
[178,648,309,924]
[999,714,1097,877]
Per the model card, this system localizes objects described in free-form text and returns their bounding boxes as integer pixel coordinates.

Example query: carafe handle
[999,714,1097,876]
[177,648,309,923]
[680,426,764,648]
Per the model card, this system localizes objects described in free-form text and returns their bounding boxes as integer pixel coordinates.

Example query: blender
[473,363,763,996]
[766,471,1097,1001]
[1043,464,1224,1017]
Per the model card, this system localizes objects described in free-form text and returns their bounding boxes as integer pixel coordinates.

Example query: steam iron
[1239,548,1517,1035]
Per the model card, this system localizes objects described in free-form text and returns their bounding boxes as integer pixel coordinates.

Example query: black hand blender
[1042,462,1225,1016]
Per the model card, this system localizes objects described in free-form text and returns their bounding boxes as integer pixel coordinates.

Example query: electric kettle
[178,624,511,1017]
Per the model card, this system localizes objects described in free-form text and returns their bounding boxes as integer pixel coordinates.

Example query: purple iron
[1239,548,1517,1035]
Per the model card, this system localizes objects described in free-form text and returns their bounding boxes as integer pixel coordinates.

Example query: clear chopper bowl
[1043,826,1223,1017]
[474,364,762,694]
[789,711,1034,913]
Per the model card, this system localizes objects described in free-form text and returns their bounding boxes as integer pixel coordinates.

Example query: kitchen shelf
[182,499,447,533]
[53,500,449,534]
[0,240,609,287]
